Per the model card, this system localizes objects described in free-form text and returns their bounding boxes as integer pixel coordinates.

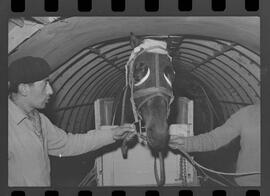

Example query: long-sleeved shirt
[8,98,115,187]
[183,104,260,186]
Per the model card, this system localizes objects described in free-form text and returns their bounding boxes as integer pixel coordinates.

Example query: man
[169,103,260,186]
[8,56,135,186]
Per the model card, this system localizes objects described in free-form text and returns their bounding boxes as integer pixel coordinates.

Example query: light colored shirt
[183,104,260,186]
[8,98,115,187]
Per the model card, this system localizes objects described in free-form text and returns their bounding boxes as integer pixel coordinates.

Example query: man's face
[26,78,53,109]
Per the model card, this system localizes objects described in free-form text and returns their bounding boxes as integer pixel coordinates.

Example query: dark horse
[117,34,175,186]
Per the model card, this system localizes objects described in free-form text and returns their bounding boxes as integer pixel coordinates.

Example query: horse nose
[149,139,168,151]
[151,142,168,151]
[147,129,169,151]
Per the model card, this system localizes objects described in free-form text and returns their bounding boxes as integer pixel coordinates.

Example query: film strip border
[9,189,261,196]
[8,189,260,196]
[6,0,263,196]
[11,0,259,12]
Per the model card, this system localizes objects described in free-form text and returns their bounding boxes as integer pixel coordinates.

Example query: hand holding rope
[169,144,260,186]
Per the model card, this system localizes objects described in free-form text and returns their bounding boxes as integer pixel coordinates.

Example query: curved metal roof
[8,17,260,133]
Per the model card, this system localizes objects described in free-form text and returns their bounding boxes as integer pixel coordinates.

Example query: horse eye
[163,66,175,86]
[134,62,150,86]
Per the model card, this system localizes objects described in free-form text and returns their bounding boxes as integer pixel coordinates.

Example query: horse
[115,34,175,186]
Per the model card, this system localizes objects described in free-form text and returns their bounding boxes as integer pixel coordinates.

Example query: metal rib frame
[48,35,260,131]
[180,51,255,103]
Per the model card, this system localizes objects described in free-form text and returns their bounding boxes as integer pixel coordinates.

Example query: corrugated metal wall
[8,17,260,133]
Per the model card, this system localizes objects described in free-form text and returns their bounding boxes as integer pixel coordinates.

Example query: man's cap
[8,56,51,85]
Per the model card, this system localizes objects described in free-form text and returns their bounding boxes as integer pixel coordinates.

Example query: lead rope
[154,152,165,186]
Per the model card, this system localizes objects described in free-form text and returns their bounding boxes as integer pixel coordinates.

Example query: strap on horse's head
[125,39,174,122]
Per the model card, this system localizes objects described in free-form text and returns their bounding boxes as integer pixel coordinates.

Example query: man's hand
[111,124,136,141]
[169,135,185,150]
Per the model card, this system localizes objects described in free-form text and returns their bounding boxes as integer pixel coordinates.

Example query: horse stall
[94,97,198,186]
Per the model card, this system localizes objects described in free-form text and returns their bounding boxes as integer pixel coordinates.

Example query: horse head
[127,33,175,151]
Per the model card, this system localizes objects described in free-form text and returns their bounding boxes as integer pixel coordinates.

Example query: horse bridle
[127,46,174,122]
[125,45,174,186]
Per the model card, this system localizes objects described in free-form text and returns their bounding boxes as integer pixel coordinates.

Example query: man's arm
[48,126,115,157]
[170,106,246,152]
[41,114,133,157]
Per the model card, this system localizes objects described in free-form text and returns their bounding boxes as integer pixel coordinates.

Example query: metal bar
[198,67,242,115]
[180,59,232,118]
[58,65,118,129]
[177,59,231,103]
[53,56,101,98]
[218,100,252,106]
[167,33,259,56]
[80,77,125,131]
[57,60,115,113]
[51,47,131,103]
[54,54,127,105]
[51,50,93,84]
[83,105,93,132]
[60,68,122,129]
[51,42,130,87]
[180,46,260,84]
[80,79,124,132]
[67,72,125,131]
[181,41,260,82]
[179,52,254,103]
[50,37,130,73]
[189,44,236,73]
[88,47,125,74]
[67,60,128,130]
[51,41,130,86]
[194,71,231,119]
[181,39,260,67]
[179,47,260,100]
[179,54,250,104]
[78,105,92,133]
[54,54,130,129]
[228,46,260,68]
[54,103,94,112]
[59,57,128,127]
[73,76,124,132]
[61,56,128,110]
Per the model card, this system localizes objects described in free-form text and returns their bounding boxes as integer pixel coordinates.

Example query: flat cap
[8,56,51,85]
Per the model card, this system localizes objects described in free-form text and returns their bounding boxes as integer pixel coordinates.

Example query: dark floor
[50,152,96,186]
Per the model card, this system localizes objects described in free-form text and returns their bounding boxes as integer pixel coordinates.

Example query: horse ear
[130,32,141,49]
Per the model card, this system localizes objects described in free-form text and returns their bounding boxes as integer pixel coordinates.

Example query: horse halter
[127,44,175,124]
